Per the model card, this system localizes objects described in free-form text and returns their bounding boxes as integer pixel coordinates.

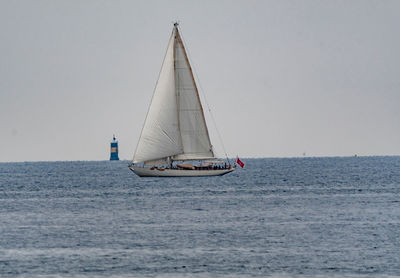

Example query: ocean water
[0,157,400,278]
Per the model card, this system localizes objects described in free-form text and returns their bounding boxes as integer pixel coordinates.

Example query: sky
[0,0,399,162]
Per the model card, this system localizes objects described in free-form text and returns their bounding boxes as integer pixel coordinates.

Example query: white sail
[133,29,183,163]
[173,28,214,161]
[133,25,214,164]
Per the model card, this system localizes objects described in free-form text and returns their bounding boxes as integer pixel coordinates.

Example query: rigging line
[178,25,231,164]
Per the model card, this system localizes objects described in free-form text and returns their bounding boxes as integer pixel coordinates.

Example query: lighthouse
[110,135,119,161]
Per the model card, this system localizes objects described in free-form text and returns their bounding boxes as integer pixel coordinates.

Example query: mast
[173,22,182,164]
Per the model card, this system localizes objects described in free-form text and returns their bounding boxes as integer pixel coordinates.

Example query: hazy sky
[1,0,399,162]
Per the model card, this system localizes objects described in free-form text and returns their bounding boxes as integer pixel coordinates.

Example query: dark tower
[110,135,119,161]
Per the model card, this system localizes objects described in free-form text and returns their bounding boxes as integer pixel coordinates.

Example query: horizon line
[1,154,400,163]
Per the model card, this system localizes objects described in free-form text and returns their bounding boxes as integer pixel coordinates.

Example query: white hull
[129,166,235,177]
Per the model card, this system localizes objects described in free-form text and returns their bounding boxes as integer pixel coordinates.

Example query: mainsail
[133,24,214,164]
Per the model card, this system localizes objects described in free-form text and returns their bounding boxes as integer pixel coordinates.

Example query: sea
[1,157,400,278]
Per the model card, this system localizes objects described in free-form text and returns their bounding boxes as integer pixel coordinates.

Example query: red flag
[236,157,245,168]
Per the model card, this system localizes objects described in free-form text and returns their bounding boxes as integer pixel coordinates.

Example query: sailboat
[129,23,235,177]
